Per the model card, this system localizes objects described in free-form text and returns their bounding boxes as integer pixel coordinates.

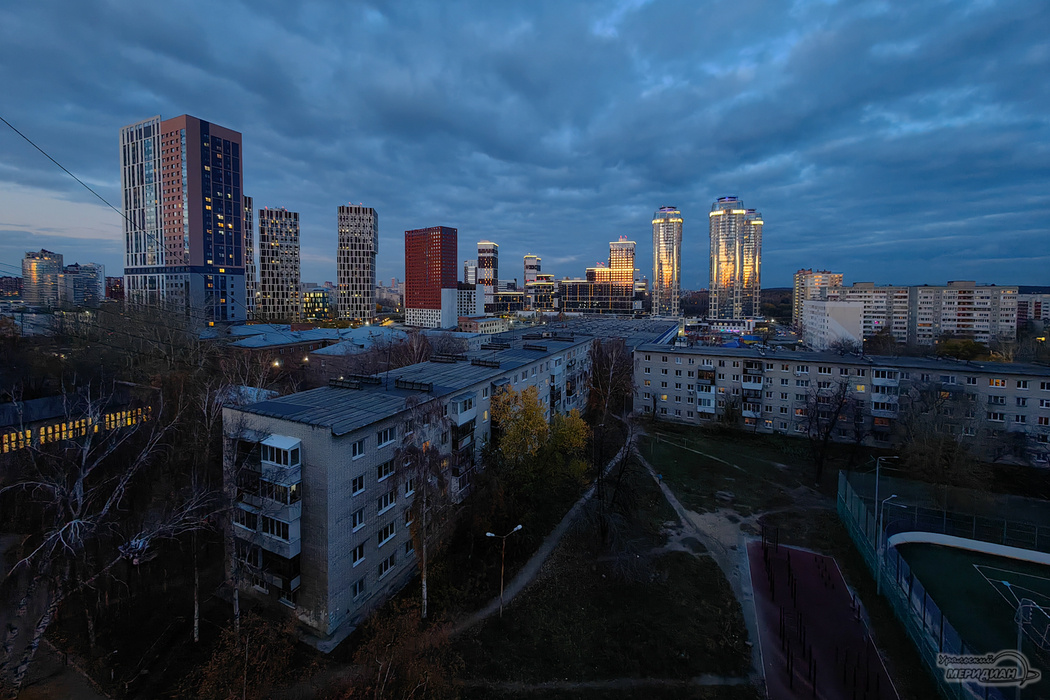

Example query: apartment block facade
[337,205,378,321]
[792,269,843,327]
[223,333,595,649]
[634,344,1050,461]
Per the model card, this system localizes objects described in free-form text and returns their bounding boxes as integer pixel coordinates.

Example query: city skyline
[1,1,1048,289]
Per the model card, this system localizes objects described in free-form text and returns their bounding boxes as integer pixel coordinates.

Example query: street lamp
[871,455,899,545]
[486,524,523,618]
[877,494,907,595]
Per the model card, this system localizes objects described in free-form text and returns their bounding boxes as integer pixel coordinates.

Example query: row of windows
[2,408,153,454]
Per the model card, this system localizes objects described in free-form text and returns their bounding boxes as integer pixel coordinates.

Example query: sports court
[897,543,1050,693]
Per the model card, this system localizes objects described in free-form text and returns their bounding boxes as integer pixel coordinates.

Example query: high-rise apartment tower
[244,196,257,318]
[257,208,301,321]
[22,249,64,307]
[336,205,378,321]
[709,196,762,319]
[652,207,682,316]
[405,227,458,328]
[609,237,636,284]
[792,269,842,327]
[120,115,246,322]
[524,255,541,284]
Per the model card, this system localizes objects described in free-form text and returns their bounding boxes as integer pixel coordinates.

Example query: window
[1041,399,1050,409]
[781,378,789,386]
[260,479,300,505]
[378,489,397,515]
[1017,397,1028,407]
[780,392,788,400]
[352,544,365,566]
[675,383,682,389]
[795,394,806,401]
[405,540,415,556]
[404,477,416,496]
[989,378,1006,387]
[661,381,667,388]
[675,370,682,376]
[643,392,651,400]
[352,578,366,598]
[796,365,809,374]
[352,475,365,495]
[352,508,365,531]
[378,552,396,579]
[818,366,832,375]
[404,508,414,526]
[352,439,365,459]
[644,367,651,374]
[261,516,289,541]
[1014,415,1027,424]
[661,368,668,375]
[987,412,1005,422]
[1042,382,1050,391]
[1017,380,1030,390]
[988,395,1005,405]
[1039,416,1049,426]
[644,379,651,386]
[796,379,809,387]
[662,356,668,362]
[966,376,978,385]
[377,427,396,446]
[856,384,866,392]
[675,357,682,364]
[377,459,395,482]
[377,521,396,547]
[234,508,257,531]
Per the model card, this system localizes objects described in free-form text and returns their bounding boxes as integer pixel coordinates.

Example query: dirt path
[633,443,766,686]
[449,436,634,637]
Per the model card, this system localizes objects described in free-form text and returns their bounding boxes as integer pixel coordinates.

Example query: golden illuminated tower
[652,207,682,316]
[709,196,762,319]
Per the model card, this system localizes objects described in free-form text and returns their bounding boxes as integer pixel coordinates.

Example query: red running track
[747,539,899,700]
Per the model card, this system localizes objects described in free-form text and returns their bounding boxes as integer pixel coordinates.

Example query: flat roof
[236,318,679,435]
[635,343,1050,378]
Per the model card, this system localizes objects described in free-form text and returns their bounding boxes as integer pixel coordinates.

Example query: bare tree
[585,337,634,544]
[893,381,984,485]
[0,387,216,694]
[796,377,866,483]
[395,396,454,620]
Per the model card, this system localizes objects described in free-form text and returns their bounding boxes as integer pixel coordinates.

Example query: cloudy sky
[1,0,1047,289]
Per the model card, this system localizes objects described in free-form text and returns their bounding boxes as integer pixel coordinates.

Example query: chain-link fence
[838,471,1050,700]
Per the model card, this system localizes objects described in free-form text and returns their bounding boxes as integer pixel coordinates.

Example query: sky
[0,0,1048,290]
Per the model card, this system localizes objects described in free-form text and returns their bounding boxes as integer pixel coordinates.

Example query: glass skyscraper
[709,196,762,319]
[652,206,682,316]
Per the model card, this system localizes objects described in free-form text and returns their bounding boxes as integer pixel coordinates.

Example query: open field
[452,460,753,687]
[639,425,941,700]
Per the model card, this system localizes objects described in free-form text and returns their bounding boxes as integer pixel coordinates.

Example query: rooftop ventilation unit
[523,343,548,352]
[395,378,433,392]
[347,373,382,384]
[329,378,362,390]
[471,357,500,368]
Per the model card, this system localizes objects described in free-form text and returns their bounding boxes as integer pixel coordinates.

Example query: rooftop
[235,318,679,435]
[636,343,1050,378]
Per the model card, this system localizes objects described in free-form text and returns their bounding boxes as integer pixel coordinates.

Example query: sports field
[897,543,1050,668]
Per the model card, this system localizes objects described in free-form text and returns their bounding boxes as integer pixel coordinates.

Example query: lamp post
[877,495,906,595]
[872,455,899,545]
[486,524,523,618]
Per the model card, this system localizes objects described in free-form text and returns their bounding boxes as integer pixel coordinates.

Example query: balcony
[742,403,762,419]
[741,376,764,390]
[449,392,478,426]
[696,399,716,414]
[871,407,898,419]
[696,371,716,386]
[871,371,900,387]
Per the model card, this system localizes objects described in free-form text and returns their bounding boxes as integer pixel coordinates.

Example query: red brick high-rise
[404,226,457,328]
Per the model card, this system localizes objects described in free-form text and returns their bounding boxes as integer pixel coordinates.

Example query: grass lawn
[639,424,941,700]
[452,463,752,684]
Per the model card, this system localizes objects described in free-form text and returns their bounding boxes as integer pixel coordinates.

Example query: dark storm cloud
[0,0,1047,288]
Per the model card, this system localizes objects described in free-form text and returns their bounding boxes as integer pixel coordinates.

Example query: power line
[0,114,129,226]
